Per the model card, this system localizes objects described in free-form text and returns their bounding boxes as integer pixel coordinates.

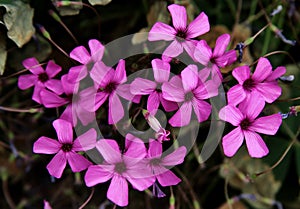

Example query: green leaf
[52,0,83,16]
[0,32,7,75]
[0,0,35,47]
[88,0,112,6]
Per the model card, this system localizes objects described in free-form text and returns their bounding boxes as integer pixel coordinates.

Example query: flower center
[176,28,188,42]
[114,162,127,174]
[184,91,194,101]
[243,78,256,91]
[150,158,161,166]
[103,82,117,93]
[240,118,251,130]
[38,73,49,83]
[61,143,73,152]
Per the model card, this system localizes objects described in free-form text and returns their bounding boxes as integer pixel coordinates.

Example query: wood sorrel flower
[130,58,178,115]
[162,65,218,127]
[145,140,186,186]
[33,119,96,178]
[148,4,210,59]
[227,57,286,106]
[84,134,154,207]
[68,39,105,81]
[219,92,282,158]
[18,57,63,104]
[194,34,237,82]
[80,59,135,124]
[40,75,94,126]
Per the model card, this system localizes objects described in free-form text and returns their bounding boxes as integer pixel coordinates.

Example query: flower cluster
[17,3,285,207]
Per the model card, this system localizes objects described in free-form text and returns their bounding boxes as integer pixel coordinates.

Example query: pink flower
[33,119,96,178]
[40,75,94,126]
[143,109,170,143]
[219,93,282,158]
[194,34,237,81]
[18,58,63,104]
[84,134,154,207]
[162,65,218,127]
[130,58,178,114]
[148,4,210,59]
[68,39,105,81]
[43,200,52,209]
[146,140,186,186]
[80,59,135,124]
[227,57,286,105]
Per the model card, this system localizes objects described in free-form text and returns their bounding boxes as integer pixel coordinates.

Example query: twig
[78,188,95,209]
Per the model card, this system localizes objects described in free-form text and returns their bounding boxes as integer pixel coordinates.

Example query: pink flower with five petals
[148,4,210,59]
[33,119,96,178]
[18,58,63,104]
[227,57,286,105]
[219,92,282,158]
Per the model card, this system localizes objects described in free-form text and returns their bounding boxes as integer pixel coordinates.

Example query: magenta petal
[53,119,73,144]
[22,57,44,74]
[45,61,62,78]
[33,136,60,154]
[193,79,218,99]
[222,127,244,157]
[249,113,282,135]
[198,67,211,82]
[219,105,243,126]
[89,39,105,61]
[61,75,78,95]
[32,83,44,104]
[252,57,272,82]
[232,66,251,85]
[148,140,162,158]
[60,105,76,126]
[169,102,192,127]
[244,130,269,158]
[130,78,156,95]
[90,62,113,86]
[18,74,37,90]
[107,175,128,207]
[148,22,176,41]
[227,84,246,105]
[152,59,170,83]
[85,165,114,187]
[181,65,198,92]
[96,139,121,164]
[40,90,69,108]
[187,12,210,38]
[168,4,187,30]
[255,82,282,103]
[67,65,88,82]
[266,66,286,81]
[215,50,237,67]
[75,104,95,126]
[70,46,91,64]
[194,40,212,65]
[124,134,147,163]
[147,92,160,115]
[160,96,178,112]
[192,99,212,122]
[182,40,197,59]
[162,80,185,102]
[66,152,91,172]
[108,93,124,124]
[116,84,136,101]
[45,79,64,95]
[163,40,183,58]
[113,59,127,84]
[239,92,265,120]
[161,146,186,166]
[46,151,67,178]
[213,34,230,57]
[157,170,181,186]
[126,174,155,191]
[73,129,97,151]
